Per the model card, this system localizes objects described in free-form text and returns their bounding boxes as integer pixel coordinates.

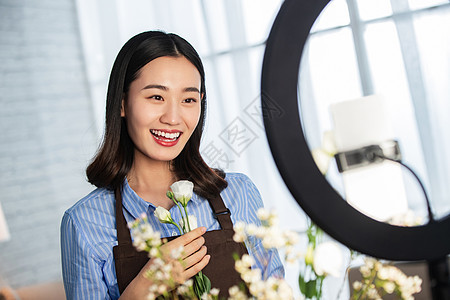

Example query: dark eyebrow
[142,84,168,91]
[141,84,200,93]
[183,87,200,93]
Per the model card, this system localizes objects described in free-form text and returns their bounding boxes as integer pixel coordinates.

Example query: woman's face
[121,56,202,164]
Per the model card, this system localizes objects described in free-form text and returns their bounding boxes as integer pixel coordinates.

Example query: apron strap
[115,188,132,245]
[115,187,234,243]
[208,194,234,231]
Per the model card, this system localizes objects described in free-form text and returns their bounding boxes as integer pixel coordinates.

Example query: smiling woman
[120,56,202,166]
[60,31,284,299]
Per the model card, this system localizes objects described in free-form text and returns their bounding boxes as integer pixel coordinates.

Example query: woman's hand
[119,227,210,299]
[160,226,210,283]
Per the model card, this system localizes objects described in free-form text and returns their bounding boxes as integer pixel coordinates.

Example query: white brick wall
[0,0,98,288]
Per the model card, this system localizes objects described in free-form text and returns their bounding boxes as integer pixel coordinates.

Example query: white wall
[0,0,97,288]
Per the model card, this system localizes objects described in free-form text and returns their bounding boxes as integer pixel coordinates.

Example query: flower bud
[179,215,198,232]
[154,206,173,223]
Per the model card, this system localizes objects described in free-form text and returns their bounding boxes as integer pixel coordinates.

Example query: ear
[120,98,125,117]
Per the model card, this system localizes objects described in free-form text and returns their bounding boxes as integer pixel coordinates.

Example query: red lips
[150,129,182,147]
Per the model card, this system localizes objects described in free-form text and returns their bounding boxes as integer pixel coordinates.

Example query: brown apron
[113,188,248,298]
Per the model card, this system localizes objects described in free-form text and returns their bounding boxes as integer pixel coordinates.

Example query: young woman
[61,31,283,299]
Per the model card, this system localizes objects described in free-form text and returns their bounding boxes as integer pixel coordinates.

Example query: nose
[160,100,181,125]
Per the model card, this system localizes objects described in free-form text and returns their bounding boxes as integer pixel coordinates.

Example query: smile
[150,129,181,143]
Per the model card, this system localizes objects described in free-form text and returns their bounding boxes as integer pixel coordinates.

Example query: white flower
[149,284,159,293]
[277,280,294,299]
[154,206,172,223]
[360,264,372,277]
[367,287,380,298]
[353,281,363,291]
[313,241,343,277]
[241,254,255,267]
[228,286,249,300]
[184,279,193,287]
[129,218,161,252]
[241,269,262,284]
[235,254,255,274]
[170,245,184,259]
[233,221,247,243]
[157,284,167,294]
[257,208,270,221]
[170,180,194,206]
[149,247,159,258]
[246,223,259,235]
[177,285,189,295]
[285,247,302,265]
[283,230,300,246]
[179,215,198,232]
[383,281,396,294]
[322,130,337,154]
[249,280,264,296]
[228,286,240,296]
[312,148,331,175]
[261,227,285,249]
[210,288,220,296]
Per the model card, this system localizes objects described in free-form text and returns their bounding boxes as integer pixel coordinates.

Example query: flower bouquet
[129,178,423,300]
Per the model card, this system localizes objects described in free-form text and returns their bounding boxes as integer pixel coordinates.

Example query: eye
[148,95,163,101]
[183,98,197,104]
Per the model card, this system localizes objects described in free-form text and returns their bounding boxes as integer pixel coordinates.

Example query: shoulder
[222,172,263,208]
[65,188,115,218]
[62,188,116,238]
[221,173,263,225]
[224,172,257,189]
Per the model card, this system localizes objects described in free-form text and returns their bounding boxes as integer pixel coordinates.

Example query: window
[299,0,450,219]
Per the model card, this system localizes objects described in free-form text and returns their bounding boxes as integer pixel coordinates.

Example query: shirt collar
[120,178,202,219]
[121,178,153,219]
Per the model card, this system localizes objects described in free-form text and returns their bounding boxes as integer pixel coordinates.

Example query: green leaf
[203,274,211,293]
[193,272,211,298]
[232,252,241,261]
[299,273,306,294]
[305,279,317,299]
[193,275,204,298]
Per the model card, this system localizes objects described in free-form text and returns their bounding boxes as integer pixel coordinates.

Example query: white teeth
[151,130,180,140]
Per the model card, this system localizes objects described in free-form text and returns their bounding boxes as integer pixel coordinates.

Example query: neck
[127,152,176,209]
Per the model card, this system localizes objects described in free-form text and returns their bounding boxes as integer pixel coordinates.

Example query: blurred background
[0,0,449,299]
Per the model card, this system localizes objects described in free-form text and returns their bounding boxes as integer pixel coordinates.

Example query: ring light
[261,0,450,261]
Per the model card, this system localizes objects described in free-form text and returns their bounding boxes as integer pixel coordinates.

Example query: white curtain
[75,0,306,231]
[75,1,310,295]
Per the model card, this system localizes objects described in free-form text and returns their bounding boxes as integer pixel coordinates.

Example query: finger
[161,227,206,251]
[178,227,206,246]
[183,245,207,269]
[182,254,211,279]
[181,236,205,259]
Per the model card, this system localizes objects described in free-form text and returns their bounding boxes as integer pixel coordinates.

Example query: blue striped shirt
[61,173,284,299]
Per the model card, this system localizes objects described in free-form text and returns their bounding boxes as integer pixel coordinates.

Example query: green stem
[183,205,192,232]
[175,202,187,234]
[355,270,378,300]
[316,276,324,299]
[168,194,186,233]
[170,220,183,236]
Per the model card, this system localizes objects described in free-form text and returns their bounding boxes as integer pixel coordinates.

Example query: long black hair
[86,31,227,199]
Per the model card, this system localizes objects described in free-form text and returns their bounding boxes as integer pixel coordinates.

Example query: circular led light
[261,0,450,260]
